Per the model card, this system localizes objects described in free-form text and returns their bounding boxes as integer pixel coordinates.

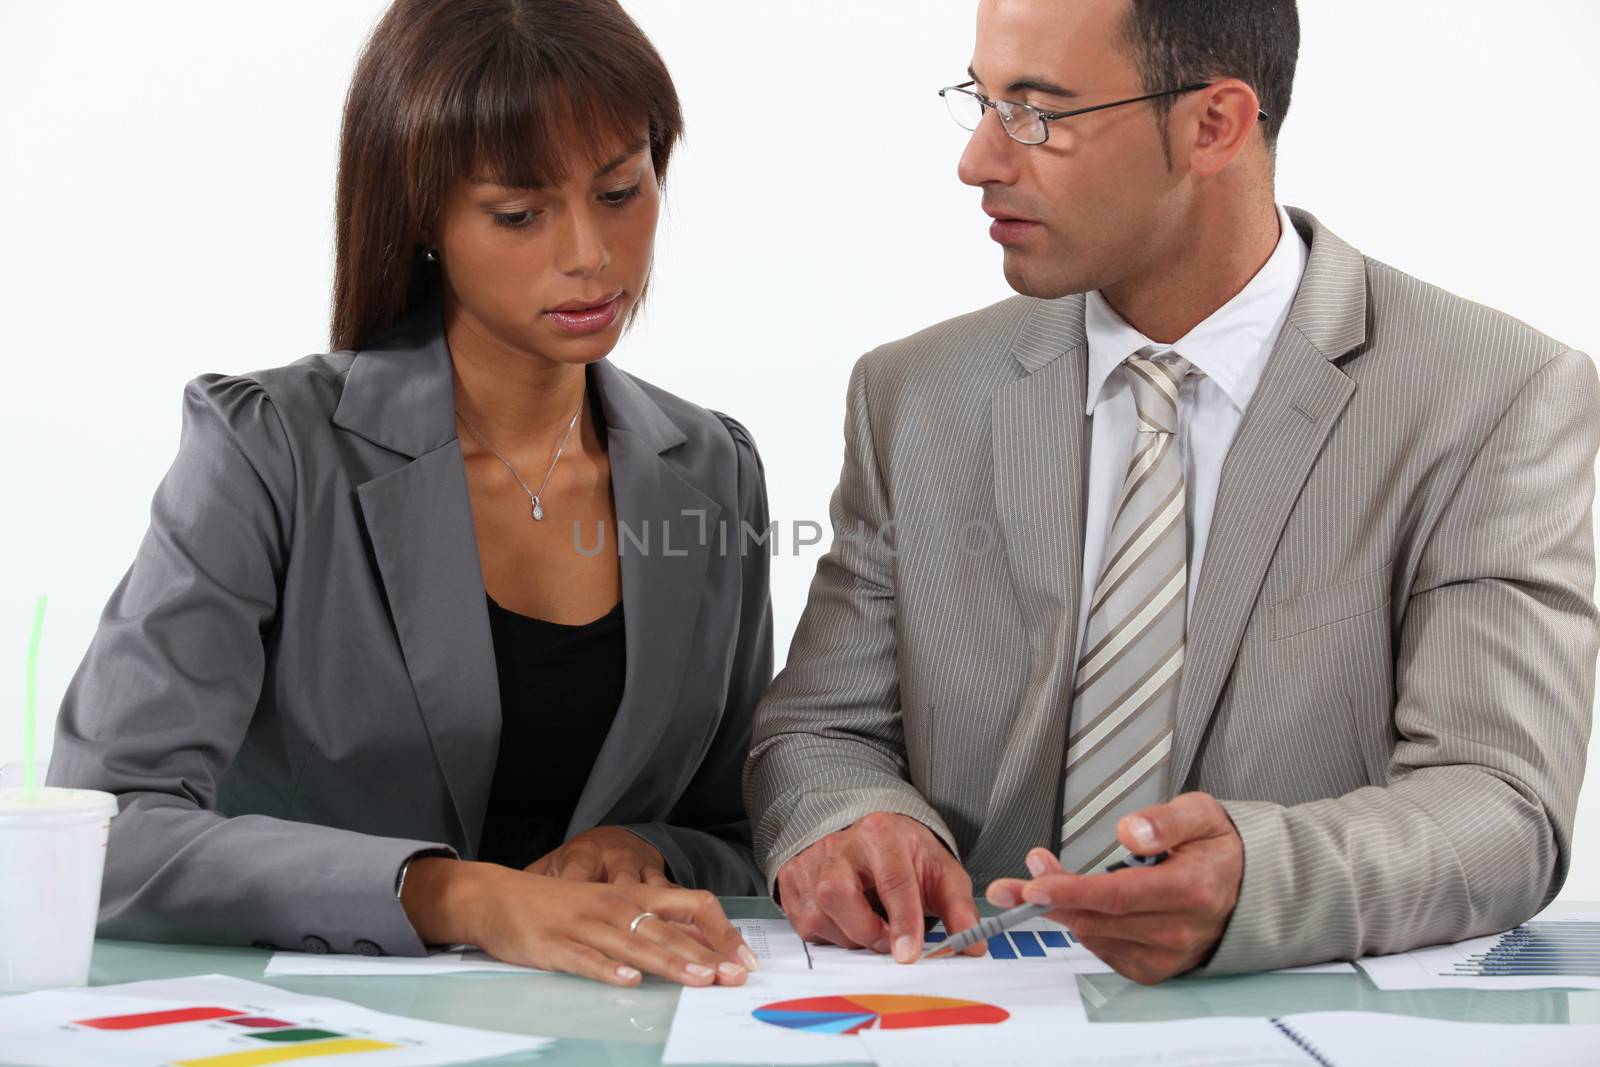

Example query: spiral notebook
[858,1011,1600,1067]
[1269,1018,1334,1066]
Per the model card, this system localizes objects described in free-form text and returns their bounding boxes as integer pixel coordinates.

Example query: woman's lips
[544,294,623,334]
[988,217,1042,245]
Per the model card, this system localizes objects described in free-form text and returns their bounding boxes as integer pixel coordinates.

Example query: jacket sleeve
[47,375,456,957]
[1200,347,1600,974]
[742,355,958,894]
[620,413,773,894]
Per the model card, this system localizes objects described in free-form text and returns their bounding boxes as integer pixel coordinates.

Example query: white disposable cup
[0,787,119,993]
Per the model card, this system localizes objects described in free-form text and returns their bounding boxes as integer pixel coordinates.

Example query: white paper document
[663,965,1086,1065]
[260,919,1350,981]
[859,1011,1600,1067]
[265,944,551,977]
[1357,911,1600,990]
[1272,960,1357,975]
[0,973,553,1067]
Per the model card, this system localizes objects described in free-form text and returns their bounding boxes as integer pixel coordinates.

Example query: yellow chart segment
[841,995,979,1013]
[173,1037,399,1067]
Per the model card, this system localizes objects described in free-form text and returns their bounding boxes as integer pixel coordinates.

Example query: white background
[3,1,1598,898]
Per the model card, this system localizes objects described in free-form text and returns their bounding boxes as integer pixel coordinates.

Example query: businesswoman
[48,0,770,988]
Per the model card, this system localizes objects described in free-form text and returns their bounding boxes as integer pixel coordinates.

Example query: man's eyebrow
[469,137,651,190]
[967,65,1078,99]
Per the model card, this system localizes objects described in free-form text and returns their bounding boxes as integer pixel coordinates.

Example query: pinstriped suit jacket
[744,207,1600,974]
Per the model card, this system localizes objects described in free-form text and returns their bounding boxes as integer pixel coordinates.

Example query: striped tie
[1059,349,1195,873]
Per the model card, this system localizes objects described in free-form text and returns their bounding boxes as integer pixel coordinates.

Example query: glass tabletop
[6,899,1598,1066]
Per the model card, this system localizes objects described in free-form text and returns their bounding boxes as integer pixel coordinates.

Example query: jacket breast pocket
[1268,562,1392,640]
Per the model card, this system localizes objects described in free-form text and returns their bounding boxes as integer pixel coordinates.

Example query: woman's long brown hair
[331,0,683,352]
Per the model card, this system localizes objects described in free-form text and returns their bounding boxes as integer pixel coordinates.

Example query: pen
[921,850,1170,960]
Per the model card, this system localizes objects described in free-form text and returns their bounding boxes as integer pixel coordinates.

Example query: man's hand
[527,826,670,886]
[987,792,1244,984]
[775,812,986,963]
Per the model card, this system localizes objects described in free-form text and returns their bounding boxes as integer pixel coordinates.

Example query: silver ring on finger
[629,911,657,935]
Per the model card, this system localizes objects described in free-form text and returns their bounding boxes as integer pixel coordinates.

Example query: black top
[476,594,627,870]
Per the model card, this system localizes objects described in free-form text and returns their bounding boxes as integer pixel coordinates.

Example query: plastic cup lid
[0,786,119,822]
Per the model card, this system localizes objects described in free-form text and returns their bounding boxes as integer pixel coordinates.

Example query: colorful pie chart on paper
[752,994,1009,1034]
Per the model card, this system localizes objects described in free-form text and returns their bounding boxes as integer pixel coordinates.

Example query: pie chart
[752,994,1009,1034]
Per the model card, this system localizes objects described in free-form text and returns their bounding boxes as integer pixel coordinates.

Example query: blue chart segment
[754,995,1010,1034]
[753,1009,877,1034]
[1450,921,1600,978]
[1010,931,1046,957]
[924,924,1080,961]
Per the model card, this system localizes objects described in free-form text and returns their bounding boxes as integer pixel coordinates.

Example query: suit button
[301,935,330,954]
[353,939,382,956]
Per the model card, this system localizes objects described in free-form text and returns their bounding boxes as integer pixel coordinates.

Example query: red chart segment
[75,1007,243,1030]
[753,994,1009,1034]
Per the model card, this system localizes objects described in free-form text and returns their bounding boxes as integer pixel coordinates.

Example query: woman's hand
[526,826,670,885]
[400,858,759,987]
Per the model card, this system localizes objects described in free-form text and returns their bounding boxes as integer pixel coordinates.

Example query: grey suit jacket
[745,208,1599,974]
[49,298,772,957]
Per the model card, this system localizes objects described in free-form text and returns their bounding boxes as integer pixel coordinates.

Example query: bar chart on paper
[736,916,1115,976]
[1448,921,1600,977]
[1358,913,1600,990]
[72,1003,400,1065]
[735,916,1353,979]
[0,974,550,1067]
[923,923,1081,961]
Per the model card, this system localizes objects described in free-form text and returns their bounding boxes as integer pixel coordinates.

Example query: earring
[423,247,438,262]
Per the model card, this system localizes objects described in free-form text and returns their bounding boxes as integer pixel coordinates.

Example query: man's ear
[1186,78,1266,178]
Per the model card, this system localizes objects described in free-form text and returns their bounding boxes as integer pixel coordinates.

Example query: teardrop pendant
[531,497,545,521]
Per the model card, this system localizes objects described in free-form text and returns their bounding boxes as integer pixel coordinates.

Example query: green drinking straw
[23,595,47,791]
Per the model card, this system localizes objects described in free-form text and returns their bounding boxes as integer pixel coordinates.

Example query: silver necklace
[456,398,584,522]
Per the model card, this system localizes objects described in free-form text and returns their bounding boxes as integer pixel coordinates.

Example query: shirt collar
[1084,204,1309,416]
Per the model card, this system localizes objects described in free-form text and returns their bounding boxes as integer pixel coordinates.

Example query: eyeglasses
[938,80,1270,146]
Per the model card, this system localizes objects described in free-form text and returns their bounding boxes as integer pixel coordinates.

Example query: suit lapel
[334,316,719,852]
[1169,208,1369,788]
[566,361,720,833]
[333,300,501,854]
[356,445,501,853]
[973,296,1092,864]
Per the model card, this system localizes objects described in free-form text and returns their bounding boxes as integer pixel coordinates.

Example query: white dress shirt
[1075,205,1309,663]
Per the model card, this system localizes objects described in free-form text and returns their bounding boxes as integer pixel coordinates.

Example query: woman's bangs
[467,61,654,189]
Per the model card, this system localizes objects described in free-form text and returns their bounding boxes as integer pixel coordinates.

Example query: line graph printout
[0,973,551,1067]
[1359,912,1600,990]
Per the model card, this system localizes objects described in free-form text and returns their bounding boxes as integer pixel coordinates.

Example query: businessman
[745,0,1600,982]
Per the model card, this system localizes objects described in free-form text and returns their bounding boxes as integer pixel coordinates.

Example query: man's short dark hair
[1118,0,1300,163]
